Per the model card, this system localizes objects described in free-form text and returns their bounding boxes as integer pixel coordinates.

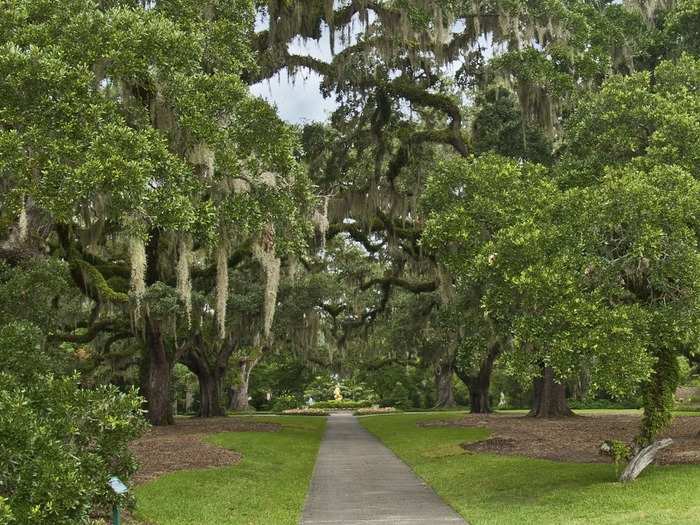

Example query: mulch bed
[130,417,280,483]
[419,414,700,465]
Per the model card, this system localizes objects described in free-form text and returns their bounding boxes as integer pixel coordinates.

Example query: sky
[249,10,478,124]
[250,67,336,124]
[250,10,373,124]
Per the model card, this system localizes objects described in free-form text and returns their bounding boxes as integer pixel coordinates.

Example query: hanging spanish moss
[260,171,277,187]
[216,241,229,339]
[253,224,281,338]
[624,0,675,24]
[231,177,251,194]
[18,199,28,243]
[129,236,147,316]
[189,143,215,179]
[299,309,321,355]
[436,263,455,304]
[287,254,301,281]
[176,236,193,325]
[312,196,330,252]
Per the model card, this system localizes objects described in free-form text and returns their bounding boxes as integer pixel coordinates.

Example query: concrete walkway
[300,412,467,525]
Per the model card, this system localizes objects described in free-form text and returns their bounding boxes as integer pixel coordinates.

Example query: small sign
[108,476,128,495]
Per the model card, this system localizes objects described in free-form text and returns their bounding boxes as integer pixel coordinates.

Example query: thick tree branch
[360,276,437,294]
[48,319,122,344]
[327,221,385,253]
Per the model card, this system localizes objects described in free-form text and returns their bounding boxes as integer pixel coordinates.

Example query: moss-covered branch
[48,319,124,344]
[360,276,437,294]
[327,221,385,253]
[72,259,129,304]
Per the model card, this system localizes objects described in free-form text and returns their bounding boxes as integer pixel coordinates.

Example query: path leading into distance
[300,412,467,525]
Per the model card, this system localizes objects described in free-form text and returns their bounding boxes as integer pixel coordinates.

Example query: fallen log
[619,438,673,482]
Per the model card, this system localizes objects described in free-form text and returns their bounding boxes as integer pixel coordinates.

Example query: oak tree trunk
[469,378,491,414]
[228,357,259,412]
[529,366,573,418]
[228,379,250,412]
[140,231,175,426]
[469,345,500,414]
[181,348,227,418]
[143,317,174,426]
[197,369,225,418]
[434,361,457,408]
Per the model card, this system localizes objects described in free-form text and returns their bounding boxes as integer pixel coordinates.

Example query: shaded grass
[360,412,700,524]
[498,408,700,416]
[134,416,325,525]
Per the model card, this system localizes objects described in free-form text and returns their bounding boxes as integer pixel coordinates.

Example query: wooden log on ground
[619,438,673,483]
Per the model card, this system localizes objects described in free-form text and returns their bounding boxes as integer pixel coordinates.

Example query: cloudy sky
[250,67,336,124]
[250,11,373,124]
[249,11,477,124]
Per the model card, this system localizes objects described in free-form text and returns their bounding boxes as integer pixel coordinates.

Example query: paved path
[300,412,467,525]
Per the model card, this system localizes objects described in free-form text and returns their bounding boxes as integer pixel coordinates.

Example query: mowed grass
[360,412,700,525]
[134,416,326,525]
[497,408,700,416]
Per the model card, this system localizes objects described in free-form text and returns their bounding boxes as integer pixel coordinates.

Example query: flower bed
[311,399,374,410]
[354,407,398,415]
[281,408,330,416]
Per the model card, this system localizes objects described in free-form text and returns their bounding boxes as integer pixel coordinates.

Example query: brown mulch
[130,417,280,483]
[419,414,700,465]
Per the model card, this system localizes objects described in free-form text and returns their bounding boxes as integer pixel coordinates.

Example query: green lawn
[497,408,700,416]
[360,412,700,525]
[134,416,326,525]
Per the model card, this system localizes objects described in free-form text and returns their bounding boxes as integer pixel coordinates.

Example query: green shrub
[281,408,329,416]
[303,375,378,403]
[601,440,632,476]
[383,382,412,409]
[0,321,148,523]
[312,399,373,410]
[677,356,693,385]
[270,393,300,412]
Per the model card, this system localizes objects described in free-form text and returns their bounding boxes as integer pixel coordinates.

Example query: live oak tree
[0,0,311,425]
[424,51,700,432]
[557,54,700,444]
[254,0,658,409]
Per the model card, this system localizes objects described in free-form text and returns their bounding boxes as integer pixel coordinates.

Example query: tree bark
[470,345,500,414]
[181,347,227,418]
[228,367,250,411]
[197,368,226,418]
[228,356,260,411]
[143,317,174,426]
[454,344,501,414]
[529,366,574,418]
[228,378,250,411]
[434,361,457,408]
[139,230,176,426]
[619,439,673,482]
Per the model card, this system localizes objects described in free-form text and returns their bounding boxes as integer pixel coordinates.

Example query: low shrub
[354,407,398,415]
[312,399,373,410]
[382,382,412,410]
[270,394,301,412]
[282,408,329,416]
[303,376,379,403]
[600,440,633,476]
[0,322,148,523]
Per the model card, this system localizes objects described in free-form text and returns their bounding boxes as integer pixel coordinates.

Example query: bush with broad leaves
[0,321,148,524]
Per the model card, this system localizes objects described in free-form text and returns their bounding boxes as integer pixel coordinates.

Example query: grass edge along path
[134,416,326,525]
[359,412,700,525]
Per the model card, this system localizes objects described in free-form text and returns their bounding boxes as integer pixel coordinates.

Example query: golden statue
[334,384,343,401]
